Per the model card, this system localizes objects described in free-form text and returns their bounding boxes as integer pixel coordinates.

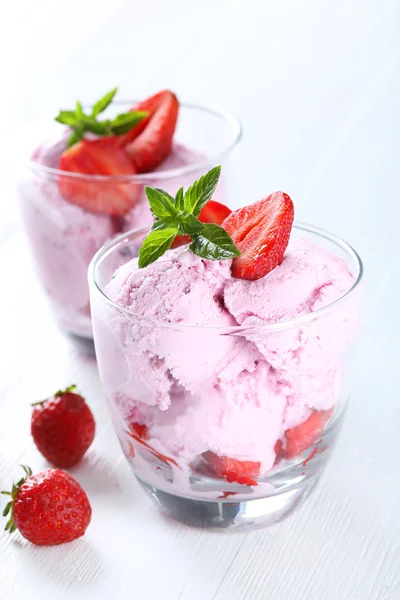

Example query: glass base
[136,474,318,531]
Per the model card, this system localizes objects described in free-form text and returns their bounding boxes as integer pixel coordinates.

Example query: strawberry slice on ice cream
[121,90,179,173]
[172,200,232,248]
[222,191,294,280]
[59,138,139,216]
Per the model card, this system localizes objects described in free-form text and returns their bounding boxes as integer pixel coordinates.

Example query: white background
[0,1,399,598]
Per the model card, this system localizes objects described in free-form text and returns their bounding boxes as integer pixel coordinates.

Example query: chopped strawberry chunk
[172,200,232,248]
[58,138,139,216]
[131,422,149,439]
[274,439,283,456]
[202,451,260,486]
[279,408,334,459]
[119,90,179,173]
[127,425,180,468]
[222,192,294,280]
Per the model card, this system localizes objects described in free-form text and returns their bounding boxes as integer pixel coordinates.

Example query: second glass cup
[17,102,241,343]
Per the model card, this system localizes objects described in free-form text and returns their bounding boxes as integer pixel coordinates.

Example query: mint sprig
[138,166,240,268]
[55,87,148,148]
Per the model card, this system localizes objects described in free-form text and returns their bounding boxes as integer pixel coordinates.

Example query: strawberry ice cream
[91,236,359,502]
[18,140,221,338]
[17,90,240,342]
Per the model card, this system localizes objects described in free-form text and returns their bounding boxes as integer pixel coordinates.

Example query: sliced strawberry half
[222,192,294,280]
[172,200,232,248]
[58,138,139,216]
[279,408,334,460]
[199,200,232,224]
[118,90,179,173]
[201,451,260,486]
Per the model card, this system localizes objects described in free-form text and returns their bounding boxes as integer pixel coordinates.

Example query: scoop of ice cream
[19,139,115,312]
[224,239,353,324]
[19,135,214,337]
[224,238,355,370]
[129,362,287,473]
[223,238,355,419]
[105,248,260,407]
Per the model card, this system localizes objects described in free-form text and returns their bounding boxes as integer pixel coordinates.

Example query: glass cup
[89,224,362,531]
[16,102,242,348]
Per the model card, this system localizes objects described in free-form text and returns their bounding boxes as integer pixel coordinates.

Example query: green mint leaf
[82,117,111,136]
[179,213,204,235]
[92,87,118,117]
[76,101,84,120]
[151,218,178,232]
[189,223,241,261]
[175,187,184,211]
[55,89,147,147]
[184,166,221,217]
[138,226,179,268]
[154,188,175,202]
[55,111,79,126]
[145,187,178,219]
[138,167,238,266]
[67,130,83,147]
[110,111,148,135]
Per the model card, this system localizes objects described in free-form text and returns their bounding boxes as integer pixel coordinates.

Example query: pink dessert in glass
[89,168,363,530]
[17,89,241,345]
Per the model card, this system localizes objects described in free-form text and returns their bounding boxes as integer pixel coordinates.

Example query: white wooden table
[0,1,399,598]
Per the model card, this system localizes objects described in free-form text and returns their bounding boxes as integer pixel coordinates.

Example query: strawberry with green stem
[2,466,91,546]
[31,384,95,468]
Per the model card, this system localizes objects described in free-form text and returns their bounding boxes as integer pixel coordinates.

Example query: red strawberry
[2,466,91,545]
[201,451,260,486]
[131,422,149,439]
[222,192,294,280]
[122,90,179,173]
[199,200,232,224]
[172,200,232,248]
[31,385,95,468]
[58,137,139,216]
[279,408,333,459]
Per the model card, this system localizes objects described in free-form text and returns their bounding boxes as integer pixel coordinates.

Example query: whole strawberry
[2,466,91,545]
[31,385,95,468]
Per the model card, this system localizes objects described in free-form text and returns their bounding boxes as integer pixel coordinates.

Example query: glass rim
[88,222,363,333]
[27,101,242,183]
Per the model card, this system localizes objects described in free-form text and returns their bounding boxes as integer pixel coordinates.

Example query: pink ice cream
[18,136,216,338]
[93,238,357,498]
